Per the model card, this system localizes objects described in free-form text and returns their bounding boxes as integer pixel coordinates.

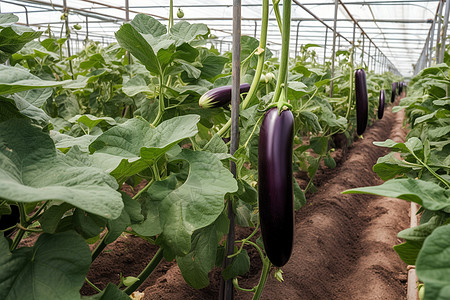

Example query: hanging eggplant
[378,89,385,119]
[198,83,250,108]
[398,82,403,95]
[355,69,368,135]
[258,107,294,267]
[391,82,397,103]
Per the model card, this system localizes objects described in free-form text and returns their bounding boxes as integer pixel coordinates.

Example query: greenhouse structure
[0,1,449,300]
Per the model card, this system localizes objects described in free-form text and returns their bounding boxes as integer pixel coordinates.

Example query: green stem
[300,85,320,110]
[9,203,27,251]
[243,115,264,148]
[272,0,283,34]
[85,277,102,293]
[271,0,291,105]
[151,74,165,127]
[252,257,272,300]
[1,224,16,232]
[345,48,355,123]
[229,221,260,259]
[216,0,269,137]
[169,0,174,29]
[241,48,258,66]
[233,278,255,292]
[28,201,49,223]
[124,248,164,295]
[92,178,156,261]
[132,178,155,200]
[16,224,42,233]
[412,154,450,188]
[91,230,110,261]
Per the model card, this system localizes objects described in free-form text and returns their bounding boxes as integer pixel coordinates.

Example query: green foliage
[0,11,408,298]
[344,59,450,298]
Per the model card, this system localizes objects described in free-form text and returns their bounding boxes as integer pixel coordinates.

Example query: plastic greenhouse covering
[0,0,442,77]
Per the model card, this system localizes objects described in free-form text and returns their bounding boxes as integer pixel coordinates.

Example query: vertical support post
[375,49,378,73]
[436,0,444,61]
[438,0,450,63]
[125,0,131,63]
[323,27,328,64]
[85,16,89,42]
[254,20,257,38]
[295,21,301,58]
[368,42,371,71]
[361,34,365,66]
[24,5,29,26]
[62,0,74,79]
[429,11,437,67]
[220,0,240,299]
[330,0,339,97]
[352,22,356,63]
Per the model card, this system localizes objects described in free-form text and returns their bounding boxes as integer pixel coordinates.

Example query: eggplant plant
[344,60,450,300]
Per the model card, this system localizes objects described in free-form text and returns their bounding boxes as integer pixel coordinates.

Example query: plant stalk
[9,203,27,251]
[216,0,269,137]
[271,0,291,105]
[123,248,164,295]
[151,74,166,127]
[252,257,271,300]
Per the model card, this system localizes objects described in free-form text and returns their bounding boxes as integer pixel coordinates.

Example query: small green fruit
[177,8,184,18]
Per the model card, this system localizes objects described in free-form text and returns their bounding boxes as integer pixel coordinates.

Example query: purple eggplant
[378,90,385,119]
[258,107,294,267]
[398,82,403,95]
[355,69,368,135]
[391,82,397,103]
[198,83,251,108]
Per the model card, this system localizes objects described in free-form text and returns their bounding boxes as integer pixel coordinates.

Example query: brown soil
[80,103,410,300]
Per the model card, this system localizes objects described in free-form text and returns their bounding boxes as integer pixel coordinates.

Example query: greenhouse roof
[1,0,442,77]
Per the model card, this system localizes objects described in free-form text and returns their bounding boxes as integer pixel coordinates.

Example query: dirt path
[82,103,410,299]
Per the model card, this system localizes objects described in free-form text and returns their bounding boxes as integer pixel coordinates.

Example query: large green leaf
[176,223,219,289]
[0,119,123,219]
[0,13,18,26]
[13,88,53,108]
[373,152,419,180]
[68,114,116,130]
[130,14,166,37]
[0,95,49,125]
[122,74,152,97]
[156,149,237,255]
[0,24,42,62]
[115,24,161,75]
[0,231,91,300]
[394,216,442,265]
[416,224,450,300]
[89,115,200,183]
[0,65,66,95]
[169,21,209,44]
[343,178,450,212]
